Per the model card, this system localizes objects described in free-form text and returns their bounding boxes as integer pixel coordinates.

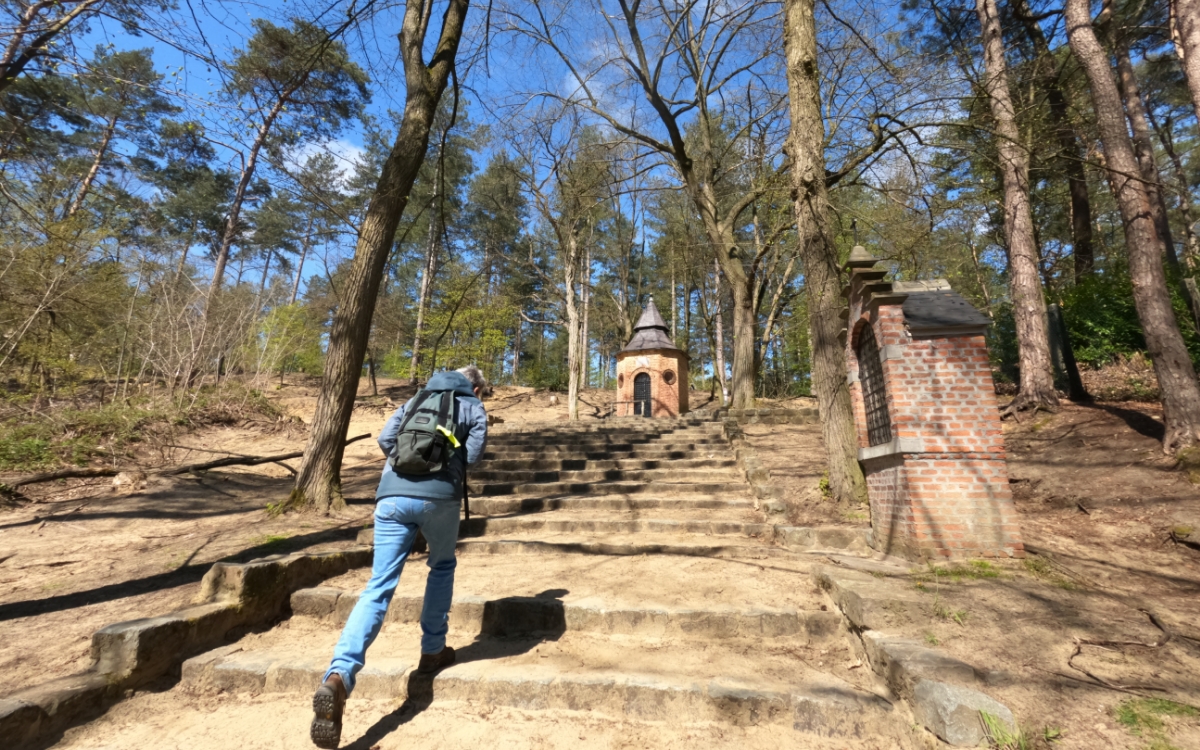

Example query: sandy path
[51,688,884,750]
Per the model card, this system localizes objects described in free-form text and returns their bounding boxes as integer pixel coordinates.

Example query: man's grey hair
[456,365,491,397]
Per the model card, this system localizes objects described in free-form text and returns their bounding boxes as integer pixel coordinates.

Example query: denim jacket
[375,371,488,502]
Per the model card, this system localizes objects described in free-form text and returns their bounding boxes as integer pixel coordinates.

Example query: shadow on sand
[343,588,569,750]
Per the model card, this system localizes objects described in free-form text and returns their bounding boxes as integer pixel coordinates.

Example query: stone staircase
[178,417,912,746]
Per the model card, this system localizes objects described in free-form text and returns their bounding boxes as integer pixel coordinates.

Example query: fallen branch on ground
[1066,641,1170,694]
[2,434,372,490]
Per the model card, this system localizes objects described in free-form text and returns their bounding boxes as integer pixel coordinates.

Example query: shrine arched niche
[850,318,892,447]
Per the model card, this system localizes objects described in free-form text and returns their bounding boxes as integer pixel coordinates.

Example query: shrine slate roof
[620,297,685,353]
[901,290,991,334]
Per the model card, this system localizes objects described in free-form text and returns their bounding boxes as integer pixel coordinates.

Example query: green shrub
[0,437,54,471]
[1061,267,1200,369]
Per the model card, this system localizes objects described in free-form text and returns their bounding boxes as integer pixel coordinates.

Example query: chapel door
[633,373,652,417]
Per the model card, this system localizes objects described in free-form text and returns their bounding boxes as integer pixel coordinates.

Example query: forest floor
[1,380,1198,748]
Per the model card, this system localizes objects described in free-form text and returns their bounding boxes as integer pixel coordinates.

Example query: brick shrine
[842,246,1024,559]
[615,298,689,418]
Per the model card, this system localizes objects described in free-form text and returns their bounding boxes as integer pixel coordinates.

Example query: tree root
[999,392,1060,421]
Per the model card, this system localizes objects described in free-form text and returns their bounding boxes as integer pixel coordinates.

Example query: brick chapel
[615,298,689,418]
[843,246,1024,560]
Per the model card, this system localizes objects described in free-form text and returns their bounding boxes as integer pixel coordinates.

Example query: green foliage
[0,398,163,470]
[1061,270,1149,367]
[1060,267,1200,370]
[1114,698,1198,749]
[228,19,370,147]
[987,304,1020,385]
[245,304,325,377]
[0,383,283,472]
[0,437,55,472]
[251,533,291,551]
[1022,557,1078,590]
[915,560,1002,584]
[981,711,1033,750]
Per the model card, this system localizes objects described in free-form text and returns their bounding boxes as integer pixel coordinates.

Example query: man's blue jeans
[324,496,460,695]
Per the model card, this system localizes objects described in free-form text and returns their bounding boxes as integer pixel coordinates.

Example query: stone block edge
[811,564,1017,747]
[2,545,372,750]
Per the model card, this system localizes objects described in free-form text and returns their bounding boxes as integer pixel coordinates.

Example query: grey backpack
[388,390,461,475]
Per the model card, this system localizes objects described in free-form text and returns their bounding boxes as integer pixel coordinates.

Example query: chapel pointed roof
[634,297,669,332]
[620,296,684,354]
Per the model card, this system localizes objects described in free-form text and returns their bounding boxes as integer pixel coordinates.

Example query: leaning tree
[289,0,471,514]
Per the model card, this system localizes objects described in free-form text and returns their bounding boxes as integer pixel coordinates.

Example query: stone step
[355,528,793,560]
[317,544,827,614]
[481,449,726,463]
[473,480,750,498]
[358,515,771,544]
[463,515,771,538]
[181,628,900,739]
[451,536,798,561]
[491,430,724,446]
[464,493,756,515]
[290,588,843,641]
[475,456,739,472]
[482,442,729,458]
[356,517,872,555]
[468,468,741,484]
[490,419,721,435]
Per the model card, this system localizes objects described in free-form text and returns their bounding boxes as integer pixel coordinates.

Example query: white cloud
[286,139,366,187]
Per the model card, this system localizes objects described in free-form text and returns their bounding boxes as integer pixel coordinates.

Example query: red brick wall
[867,455,1021,559]
[846,283,1023,559]
[615,350,689,417]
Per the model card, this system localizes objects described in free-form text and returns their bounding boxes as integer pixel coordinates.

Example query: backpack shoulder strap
[397,390,430,432]
[435,389,452,431]
[433,390,463,448]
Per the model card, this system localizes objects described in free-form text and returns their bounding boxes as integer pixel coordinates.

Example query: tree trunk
[565,235,582,421]
[189,98,291,386]
[683,283,692,352]
[291,216,314,305]
[783,0,869,506]
[1171,0,1200,123]
[289,0,471,513]
[580,244,591,389]
[760,256,797,363]
[258,249,272,299]
[728,279,757,409]
[210,101,286,303]
[712,259,728,405]
[512,318,522,384]
[670,257,677,341]
[1013,0,1095,280]
[1114,42,1178,260]
[976,0,1059,413]
[1066,0,1200,454]
[0,0,105,95]
[1148,111,1200,271]
[367,349,378,396]
[1112,40,1200,332]
[410,171,441,383]
[67,115,117,218]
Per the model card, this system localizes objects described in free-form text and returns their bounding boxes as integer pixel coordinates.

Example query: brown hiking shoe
[417,646,456,674]
[310,673,346,749]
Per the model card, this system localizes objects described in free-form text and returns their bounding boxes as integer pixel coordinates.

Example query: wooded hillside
[3,0,1200,508]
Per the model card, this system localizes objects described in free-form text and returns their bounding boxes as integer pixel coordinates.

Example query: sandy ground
[51,689,903,750]
[879,401,1200,749]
